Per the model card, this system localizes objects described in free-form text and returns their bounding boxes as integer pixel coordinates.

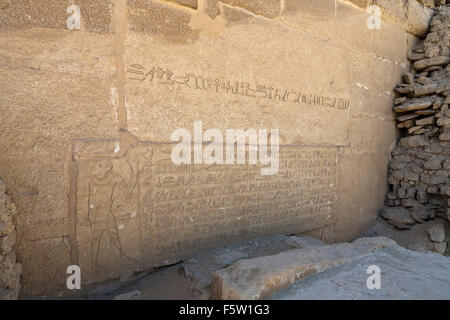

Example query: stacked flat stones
[418,0,449,9]
[383,7,450,243]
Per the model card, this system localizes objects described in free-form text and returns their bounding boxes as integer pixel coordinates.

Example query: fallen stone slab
[380,207,416,225]
[179,234,322,298]
[385,219,412,230]
[210,237,396,300]
[268,243,450,300]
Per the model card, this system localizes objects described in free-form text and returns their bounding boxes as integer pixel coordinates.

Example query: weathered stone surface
[178,234,318,298]
[403,72,414,84]
[416,189,429,204]
[410,165,424,174]
[397,113,419,122]
[268,243,450,300]
[385,219,413,229]
[402,198,421,207]
[409,51,426,61]
[400,135,428,147]
[433,241,447,254]
[168,0,198,9]
[285,236,326,249]
[423,156,444,169]
[421,174,448,184]
[394,97,434,112]
[414,56,450,71]
[282,0,412,63]
[113,289,142,300]
[91,228,450,299]
[0,0,429,296]
[0,24,117,295]
[394,85,414,95]
[424,65,442,72]
[71,142,341,285]
[439,132,450,140]
[389,161,408,170]
[395,97,408,105]
[408,125,424,134]
[380,207,415,226]
[210,237,396,300]
[413,128,426,134]
[404,170,420,182]
[221,0,281,18]
[397,119,415,128]
[414,83,437,97]
[417,76,433,85]
[128,0,199,42]
[443,160,450,170]
[394,154,413,162]
[0,0,113,33]
[417,0,435,9]
[366,217,447,252]
[405,0,434,37]
[436,170,448,177]
[343,0,433,37]
[415,109,436,115]
[428,223,446,242]
[411,209,425,222]
[437,116,450,126]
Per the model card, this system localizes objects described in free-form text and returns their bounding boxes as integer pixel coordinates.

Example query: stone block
[211,237,395,299]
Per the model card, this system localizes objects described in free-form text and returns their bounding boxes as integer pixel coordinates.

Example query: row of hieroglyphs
[126,64,350,110]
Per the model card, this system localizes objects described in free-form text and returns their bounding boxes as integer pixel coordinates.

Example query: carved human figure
[85,159,139,276]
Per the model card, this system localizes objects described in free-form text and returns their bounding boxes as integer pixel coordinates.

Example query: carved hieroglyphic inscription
[126,64,350,110]
[72,140,339,283]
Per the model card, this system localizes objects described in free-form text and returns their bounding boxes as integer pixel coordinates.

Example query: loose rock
[428,224,446,242]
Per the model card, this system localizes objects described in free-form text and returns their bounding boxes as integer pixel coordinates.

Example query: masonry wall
[382,5,450,253]
[0,0,433,296]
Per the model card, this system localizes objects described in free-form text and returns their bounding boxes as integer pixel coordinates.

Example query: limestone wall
[0,0,435,296]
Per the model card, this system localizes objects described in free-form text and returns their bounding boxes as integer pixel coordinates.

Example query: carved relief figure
[81,158,141,277]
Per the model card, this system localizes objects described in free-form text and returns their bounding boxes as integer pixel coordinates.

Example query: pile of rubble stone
[382,5,450,254]
[419,0,450,9]
[0,179,21,300]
